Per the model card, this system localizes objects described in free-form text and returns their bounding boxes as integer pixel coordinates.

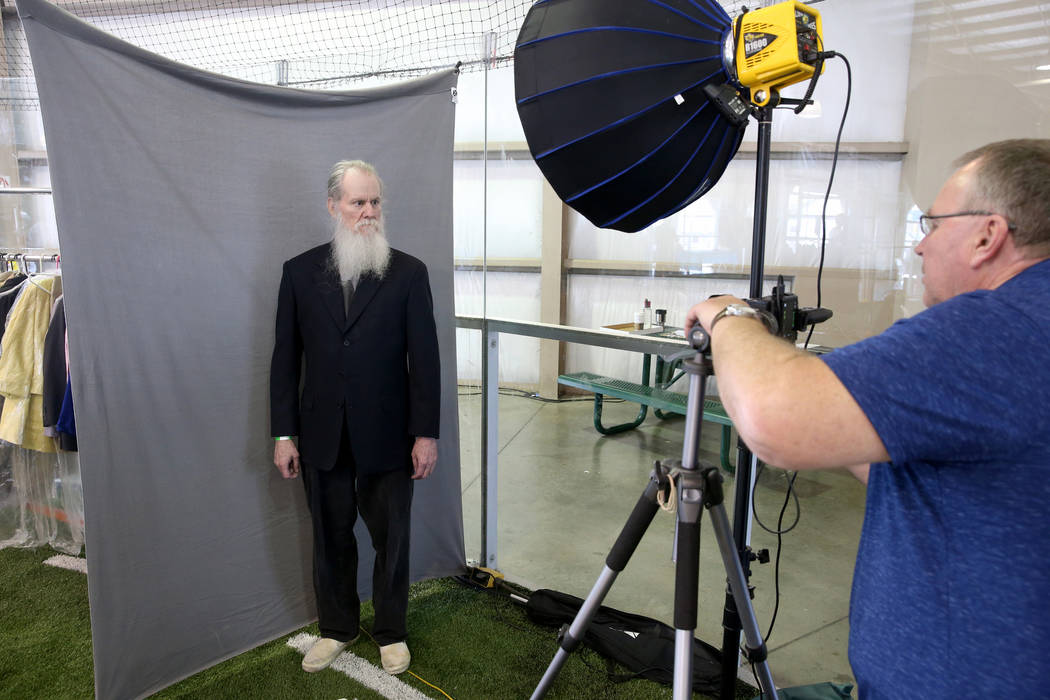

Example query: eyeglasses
[918,210,1016,236]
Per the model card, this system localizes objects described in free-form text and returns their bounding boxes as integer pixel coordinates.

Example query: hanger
[19,254,54,294]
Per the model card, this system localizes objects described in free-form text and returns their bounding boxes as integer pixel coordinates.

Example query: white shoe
[301,637,349,673]
[379,641,411,674]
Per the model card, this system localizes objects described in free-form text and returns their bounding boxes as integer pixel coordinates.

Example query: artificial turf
[0,546,757,699]
[0,546,94,698]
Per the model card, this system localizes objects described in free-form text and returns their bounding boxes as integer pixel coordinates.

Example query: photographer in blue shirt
[685,139,1050,698]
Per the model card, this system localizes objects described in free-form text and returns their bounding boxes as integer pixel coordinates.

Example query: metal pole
[478,30,499,571]
[480,327,499,570]
[749,107,773,300]
[720,105,773,699]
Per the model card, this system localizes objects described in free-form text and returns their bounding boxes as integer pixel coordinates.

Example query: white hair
[327,159,383,200]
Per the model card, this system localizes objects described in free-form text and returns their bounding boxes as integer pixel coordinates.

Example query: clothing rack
[0,251,60,274]
[0,187,53,195]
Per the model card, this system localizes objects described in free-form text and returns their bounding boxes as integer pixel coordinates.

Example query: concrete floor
[457,387,866,693]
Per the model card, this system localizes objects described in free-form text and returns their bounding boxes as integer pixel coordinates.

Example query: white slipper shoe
[379,641,411,674]
[301,636,355,672]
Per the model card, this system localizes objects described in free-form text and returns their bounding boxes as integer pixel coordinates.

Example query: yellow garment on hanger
[0,274,62,453]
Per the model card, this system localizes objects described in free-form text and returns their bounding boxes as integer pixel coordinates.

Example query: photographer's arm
[844,464,870,484]
[686,296,889,471]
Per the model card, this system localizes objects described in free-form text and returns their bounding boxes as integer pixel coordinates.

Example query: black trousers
[301,426,414,645]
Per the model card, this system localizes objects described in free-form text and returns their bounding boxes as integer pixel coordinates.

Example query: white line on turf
[286,633,431,700]
[43,554,87,574]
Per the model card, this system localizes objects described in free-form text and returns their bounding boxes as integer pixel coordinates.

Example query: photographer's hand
[684,295,743,334]
[684,296,889,472]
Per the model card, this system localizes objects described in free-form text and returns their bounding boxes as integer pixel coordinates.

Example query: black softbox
[514,0,747,233]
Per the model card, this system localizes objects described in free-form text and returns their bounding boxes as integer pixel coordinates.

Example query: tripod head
[687,324,711,353]
[662,324,712,371]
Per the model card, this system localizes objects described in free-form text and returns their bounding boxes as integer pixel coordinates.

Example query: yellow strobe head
[728,1,824,107]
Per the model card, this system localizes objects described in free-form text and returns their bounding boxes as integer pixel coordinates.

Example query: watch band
[709,304,778,334]
[708,306,738,331]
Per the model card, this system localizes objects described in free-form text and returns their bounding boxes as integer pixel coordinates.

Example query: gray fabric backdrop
[18,0,464,697]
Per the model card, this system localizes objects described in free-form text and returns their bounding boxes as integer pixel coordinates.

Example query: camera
[746,275,832,343]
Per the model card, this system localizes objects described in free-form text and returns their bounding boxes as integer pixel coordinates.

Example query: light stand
[719,93,831,697]
[720,101,774,699]
[531,327,777,700]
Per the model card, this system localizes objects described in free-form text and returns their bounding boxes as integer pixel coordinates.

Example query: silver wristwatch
[709,303,778,334]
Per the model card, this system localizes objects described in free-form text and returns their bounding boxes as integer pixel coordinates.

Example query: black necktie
[343,280,354,317]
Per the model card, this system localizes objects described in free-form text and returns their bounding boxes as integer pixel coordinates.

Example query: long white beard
[330,217,391,284]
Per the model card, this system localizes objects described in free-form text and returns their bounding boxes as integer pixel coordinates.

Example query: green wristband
[275,436,292,442]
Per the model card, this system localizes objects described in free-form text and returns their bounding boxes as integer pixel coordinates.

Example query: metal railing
[455,315,688,569]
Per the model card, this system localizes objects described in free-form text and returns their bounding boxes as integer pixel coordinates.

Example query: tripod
[531,326,776,699]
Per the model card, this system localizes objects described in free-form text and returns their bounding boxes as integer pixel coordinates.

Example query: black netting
[2,0,768,109]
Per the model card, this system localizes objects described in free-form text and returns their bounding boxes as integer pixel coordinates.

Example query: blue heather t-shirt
[822,258,1050,698]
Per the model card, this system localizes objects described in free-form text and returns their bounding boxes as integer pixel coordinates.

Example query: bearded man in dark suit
[270,160,440,676]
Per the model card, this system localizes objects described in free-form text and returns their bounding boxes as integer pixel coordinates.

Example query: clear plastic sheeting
[0,441,84,556]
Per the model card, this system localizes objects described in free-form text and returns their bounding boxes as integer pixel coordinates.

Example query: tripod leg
[722,443,758,697]
[531,470,666,699]
[672,491,702,700]
[706,487,777,697]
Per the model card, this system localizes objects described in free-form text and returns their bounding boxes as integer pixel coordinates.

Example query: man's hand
[684,295,743,335]
[411,437,438,480]
[681,293,891,471]
[274,439,301,479]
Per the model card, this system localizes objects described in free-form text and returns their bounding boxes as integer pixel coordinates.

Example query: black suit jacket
[269,243,440,474]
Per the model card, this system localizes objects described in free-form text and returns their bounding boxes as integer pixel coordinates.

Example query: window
[785,185,842,253]
[675,198,717,252]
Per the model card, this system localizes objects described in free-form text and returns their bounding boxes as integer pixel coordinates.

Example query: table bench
[558,360,735,471]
